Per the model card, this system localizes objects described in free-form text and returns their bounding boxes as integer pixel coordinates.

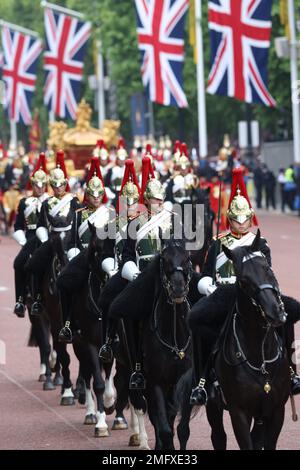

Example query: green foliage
[0,0,297,149]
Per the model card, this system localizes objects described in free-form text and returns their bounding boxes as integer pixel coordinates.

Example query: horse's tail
[27,325,38,347]
[174,368,201,420]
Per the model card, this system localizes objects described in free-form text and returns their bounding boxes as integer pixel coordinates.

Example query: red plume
[26,152,48,190]
[181,142,189,157]
[117,138,126,150]
[116,159,141,213]
[84,156,107,203]
[227,167,258,227]
[145,143,152,155]
[140,156,155,204]
[55,149,70,192]
[173,140,181,154]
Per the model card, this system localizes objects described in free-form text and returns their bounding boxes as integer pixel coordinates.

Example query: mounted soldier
[57,156,110,343]
[98,159,141,362]
[105,138,128,201]
[25,150,80,316]
[189,168,300,406]
[101,155,183,389]
[12,153,49,317]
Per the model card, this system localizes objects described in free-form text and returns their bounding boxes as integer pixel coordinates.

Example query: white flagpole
[10,120,17,150]
[288,0,300,163]
[96,40,105,129]
[195,0,207,158]
[40,1,84,19]
[0,19,39,38]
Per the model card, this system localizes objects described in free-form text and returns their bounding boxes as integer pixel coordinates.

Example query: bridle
[160,255,192,303]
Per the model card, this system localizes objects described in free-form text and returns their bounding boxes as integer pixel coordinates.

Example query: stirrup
[30,299,43,316]
[290,368,300,396]
[58,321,72,343]
[190,378,207,406]
[14,300,25,318]
[99,342,114,363]
[129,364,146,390]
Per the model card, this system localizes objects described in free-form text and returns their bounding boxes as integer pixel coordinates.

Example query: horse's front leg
[54,341,75,405]
[229,407,253,450]
[87,344,109,437]
[129,391,150,450]
[263,406,285,450]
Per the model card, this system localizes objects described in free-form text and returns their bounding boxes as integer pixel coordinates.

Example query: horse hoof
[53,374,63,386]
[128,434,140,447]
[112,418,128,430]
[60,396,75,406]
[38,374,47,382]
[94,427,109,438]
[84,414,97,425]
[43,380,56,391]
[104,402,115,415]
[139,444,151,450]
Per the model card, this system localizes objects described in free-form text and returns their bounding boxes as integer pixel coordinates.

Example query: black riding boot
[14,270,25,317]
[58,290,73,343]
[99,319,118,363]
[189,332,207,406]
[128,321,146,390]
[31,275,43,316]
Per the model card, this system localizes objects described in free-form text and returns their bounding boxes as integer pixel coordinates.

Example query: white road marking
[0,368,100,449]
[0,286,8,292]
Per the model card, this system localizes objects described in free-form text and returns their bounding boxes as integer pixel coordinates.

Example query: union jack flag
[43,8,91,120]
[207,0,276,107]
[135,0,189,108]
[1,26,42,124]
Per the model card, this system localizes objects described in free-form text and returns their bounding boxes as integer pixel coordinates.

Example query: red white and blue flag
[135,0,189,108]
[207,0,276,107]
[43,8,91,120]
[1,25,42,124]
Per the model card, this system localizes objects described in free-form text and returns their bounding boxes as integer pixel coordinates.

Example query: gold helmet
[227,189,254,224]
[119,159,140,207]
[226,168,258,226]
[144,178,165,202]
[49,167,67,188]
[49,150,68,188]
[93,139,109,163]
[85,157,107,202]
[117,138,128,161]
[28,153,48,189]
[31,169,48,188]
[86,175,104,199]
[172,140,181,167]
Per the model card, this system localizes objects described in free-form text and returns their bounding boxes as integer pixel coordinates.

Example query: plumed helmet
[86,175,105,198]
[226,168,258,226]
[117,138,128,161]
[28,152,48,189]
[31,169,48,188]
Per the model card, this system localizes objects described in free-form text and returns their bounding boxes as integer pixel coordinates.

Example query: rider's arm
[66,210,81,260]
[12,198,27,245]
[197,240,218,296]
[120,220,140,281]
[101,233,117,277]
[36,201,49,243]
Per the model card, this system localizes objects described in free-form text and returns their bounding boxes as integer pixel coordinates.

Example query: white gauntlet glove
[197,276,217,296]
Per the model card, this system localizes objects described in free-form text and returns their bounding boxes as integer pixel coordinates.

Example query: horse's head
[222,229,287,327]
[160,239,192,304]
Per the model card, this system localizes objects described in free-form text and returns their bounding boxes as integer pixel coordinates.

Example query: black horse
[177,230,292,450]
[71,223,133,437]
[40,235,75,404]
[110,239,196,449]
[179,187,214,271]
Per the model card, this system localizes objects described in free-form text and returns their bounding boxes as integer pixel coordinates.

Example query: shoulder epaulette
[213,231,230,241]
